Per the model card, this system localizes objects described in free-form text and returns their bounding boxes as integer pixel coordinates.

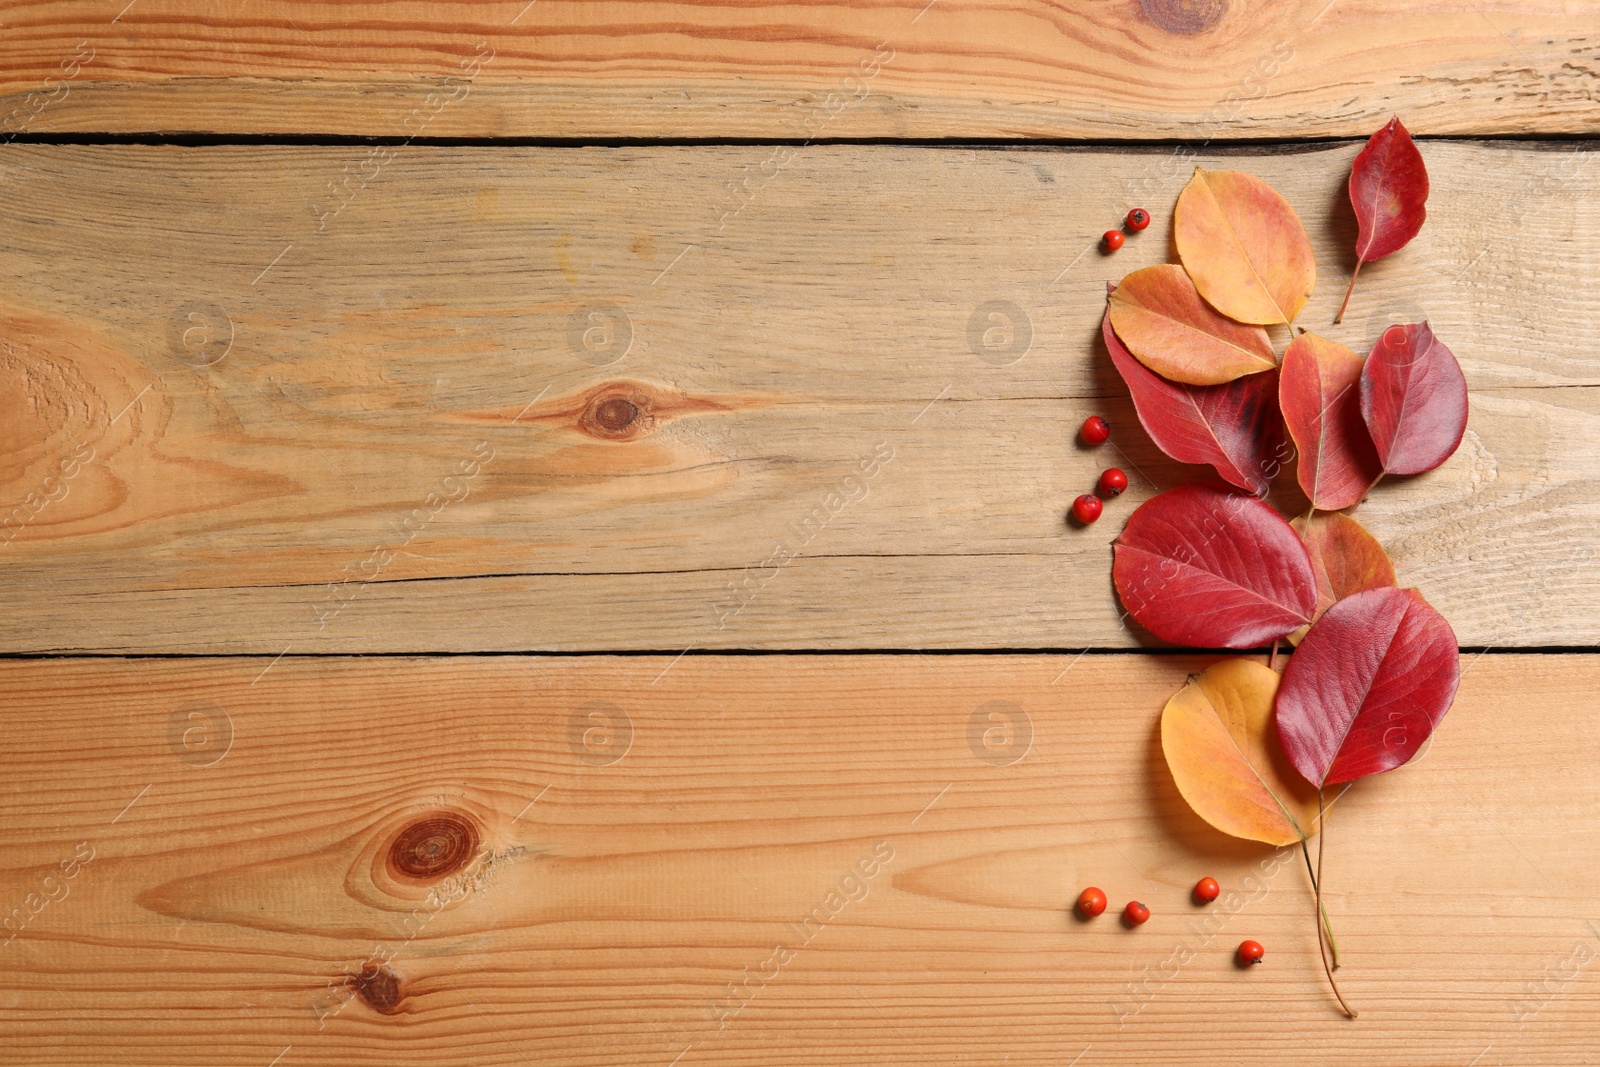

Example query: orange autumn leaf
[1175,168,1317,326]
[1106,264,1276,385]
[1288,512,1397,644]
[1160,659,1321,846]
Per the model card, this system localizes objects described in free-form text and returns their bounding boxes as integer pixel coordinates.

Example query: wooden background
[3,1,1597,1064]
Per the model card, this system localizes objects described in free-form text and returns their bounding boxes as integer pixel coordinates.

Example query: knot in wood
[387,812,479,881]
[352,962,405,1015]
[1139,0,1226,34]
[580,385,655,440]
[594,396,640,433]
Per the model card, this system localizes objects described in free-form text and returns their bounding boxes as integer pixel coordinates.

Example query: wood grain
[2,141,1598,653]
[0,1,1596,138]
[0,652,1594,1065]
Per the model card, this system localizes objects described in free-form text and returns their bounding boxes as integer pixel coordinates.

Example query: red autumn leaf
[1288,512,1396,643]
[1113,485,1316,648]
[1279,332,1382,510]
[1103,308,1284,497]
[1360,322,1468,476]
[1275,587,1459,786]
[1337,116,1429,323]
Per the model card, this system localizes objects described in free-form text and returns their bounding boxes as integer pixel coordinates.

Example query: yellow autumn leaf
[1160,659,1321,846]
[1175,168,1317,326]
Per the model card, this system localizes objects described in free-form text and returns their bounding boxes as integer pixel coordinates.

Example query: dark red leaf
[1360,322,1468,476]
[1276,587,1459,786]
[1279,332,1382,510]
[1103,310,1285,497]
[1113,485,1316,649]
[1337,116,1429,323]
[1351,117,1429,263]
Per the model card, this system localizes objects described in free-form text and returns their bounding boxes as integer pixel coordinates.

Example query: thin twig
[1300,837,1341,968]
[1315,788,1357,1018]
[1335,261,1362,324]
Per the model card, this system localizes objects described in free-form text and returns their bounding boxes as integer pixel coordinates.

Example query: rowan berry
[1076,887,1107,918]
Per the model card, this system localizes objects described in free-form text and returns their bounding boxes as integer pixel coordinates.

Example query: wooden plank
[2,140,1598,652]
[0,652,1594,1065]
[1,1,1596,138]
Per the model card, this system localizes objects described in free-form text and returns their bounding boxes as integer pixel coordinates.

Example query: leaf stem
[1335,261,1363,324]
[1300,837,1341,968]
[1315,788,1357,1018]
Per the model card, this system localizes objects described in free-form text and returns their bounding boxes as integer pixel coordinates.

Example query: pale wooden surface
[2,141,1597,652]
[1,1,1596,139]
[0,653,1593,1066]
[5,4,1593,1063]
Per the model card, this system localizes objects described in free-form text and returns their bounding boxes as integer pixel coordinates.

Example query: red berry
[1080,415,1110,446]
[1102,229,1125,251]
[1122,900,1150,926]
[1237,939,1265,966]
[1097,468,1128,498]
[1126,208,1150,231]
[1076,887,1107,918]
[1071,494,1103,525]
[1194,876,1220,903]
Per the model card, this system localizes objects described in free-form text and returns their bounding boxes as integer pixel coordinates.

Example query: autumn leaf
[1361,322,1468,475]
[1107,264,1277,386]
[1174,168,1317,326]
[1162,659,1322,846]
[1113,485,1316,648]
[1279,332,1383,510]
[1288,512,1396,644]
[1276,587,1460,786]
[1102,308,1284,496]
[1337,117,1429,324]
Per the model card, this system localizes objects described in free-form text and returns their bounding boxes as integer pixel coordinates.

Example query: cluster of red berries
[1071,415,1127,524]
[1102,207,1150,252]
[1076,877,1265,967]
